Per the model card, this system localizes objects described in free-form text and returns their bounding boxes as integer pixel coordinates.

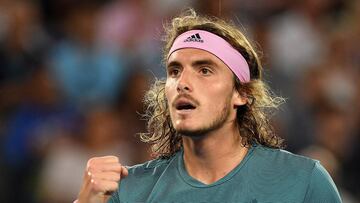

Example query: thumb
[121,166,129,177]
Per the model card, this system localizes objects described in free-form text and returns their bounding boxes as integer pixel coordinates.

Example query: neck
[182,122,249,185]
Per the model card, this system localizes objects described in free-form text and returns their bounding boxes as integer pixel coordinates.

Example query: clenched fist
[76,156,128,203]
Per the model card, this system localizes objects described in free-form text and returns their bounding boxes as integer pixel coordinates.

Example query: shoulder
[303,162,342,202]
[252,145,317,172]
[250,145,319,187]
[251,145,341,202]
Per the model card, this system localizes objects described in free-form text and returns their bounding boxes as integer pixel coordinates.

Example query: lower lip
[176,109,195,115]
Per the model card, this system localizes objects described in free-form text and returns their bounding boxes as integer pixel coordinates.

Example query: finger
[87,156,119,169]
[87,162,122,173]
[121,166,129,177]
[91,179,119,194]
[89,172,121,182]
[102,156,119,163]
[98,162,123,172]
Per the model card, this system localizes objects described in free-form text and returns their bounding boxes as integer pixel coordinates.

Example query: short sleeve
[303,161,342,203]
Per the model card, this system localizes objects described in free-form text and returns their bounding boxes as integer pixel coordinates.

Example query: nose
[177,68,192,93]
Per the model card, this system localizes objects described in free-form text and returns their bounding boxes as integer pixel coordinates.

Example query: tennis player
[75,10,342,203]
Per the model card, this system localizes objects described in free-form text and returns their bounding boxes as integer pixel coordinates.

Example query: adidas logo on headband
[184,33,204,43]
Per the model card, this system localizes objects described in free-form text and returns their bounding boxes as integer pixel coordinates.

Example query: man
[76,10,342,203]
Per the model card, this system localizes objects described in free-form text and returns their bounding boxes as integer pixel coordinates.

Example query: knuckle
[108,181,118,190]
[109,156,119,162]
[114,156,119,162]
[114,173,121,181]
[86,157,99,170]
[87,157,97,165]
[112,181,119,189]
[116,163,123,170]
[87,165,96,172]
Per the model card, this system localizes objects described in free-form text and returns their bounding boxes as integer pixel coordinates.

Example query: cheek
[210,83,233,97]
[207,84,234,107]
[165,79,176,101]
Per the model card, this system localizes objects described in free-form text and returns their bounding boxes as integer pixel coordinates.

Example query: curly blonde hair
[140,10,284,158]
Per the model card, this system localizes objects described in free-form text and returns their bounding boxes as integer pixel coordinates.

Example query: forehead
[168,48,231,67]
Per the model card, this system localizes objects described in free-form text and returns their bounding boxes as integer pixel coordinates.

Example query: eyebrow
[166,61,181,69]
[167,59,217,69]
[191,59,216,67]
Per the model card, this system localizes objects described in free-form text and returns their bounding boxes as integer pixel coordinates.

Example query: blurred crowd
[0,0,359,202]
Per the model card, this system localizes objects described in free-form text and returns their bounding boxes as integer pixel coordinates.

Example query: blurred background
[0,0,359,202]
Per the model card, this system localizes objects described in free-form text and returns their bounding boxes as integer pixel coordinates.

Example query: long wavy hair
[140,10,285,158]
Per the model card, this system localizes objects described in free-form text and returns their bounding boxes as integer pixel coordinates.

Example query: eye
[200,67,212,75]
[167,67,181,77]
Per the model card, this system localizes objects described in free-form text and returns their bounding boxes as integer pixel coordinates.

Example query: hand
[77,156,128,203]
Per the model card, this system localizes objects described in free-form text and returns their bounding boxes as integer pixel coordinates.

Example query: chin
[176,126,212,138]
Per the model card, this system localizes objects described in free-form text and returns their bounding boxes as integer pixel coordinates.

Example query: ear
[232,89,247,106]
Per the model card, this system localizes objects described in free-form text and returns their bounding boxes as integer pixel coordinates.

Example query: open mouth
[176,101,196,111]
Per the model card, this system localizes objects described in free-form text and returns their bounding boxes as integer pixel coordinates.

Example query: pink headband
[168,30,250,83]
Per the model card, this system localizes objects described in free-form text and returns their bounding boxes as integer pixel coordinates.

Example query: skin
[166,48,243,136]
[77,48,249,202]
[166,48,248,184]
[77,156,128,203]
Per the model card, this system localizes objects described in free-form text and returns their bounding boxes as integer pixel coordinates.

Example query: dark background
[0,0,359,202]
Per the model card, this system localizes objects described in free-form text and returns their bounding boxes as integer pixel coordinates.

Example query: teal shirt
[108,145,342,203]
